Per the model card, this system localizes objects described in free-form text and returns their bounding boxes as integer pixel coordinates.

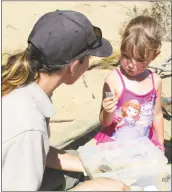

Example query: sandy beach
[2,1,171,148]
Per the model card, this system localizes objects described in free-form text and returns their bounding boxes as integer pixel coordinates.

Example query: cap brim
[90,38,113,57]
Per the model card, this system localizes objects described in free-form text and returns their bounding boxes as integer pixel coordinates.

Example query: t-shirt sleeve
[2,130,49,191]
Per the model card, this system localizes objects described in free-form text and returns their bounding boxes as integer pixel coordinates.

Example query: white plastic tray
[78,137,170,189]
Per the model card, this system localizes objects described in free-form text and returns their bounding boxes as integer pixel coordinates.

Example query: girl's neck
[120,67,149,82]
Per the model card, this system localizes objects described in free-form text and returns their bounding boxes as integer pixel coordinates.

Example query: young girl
[94,15,165,151]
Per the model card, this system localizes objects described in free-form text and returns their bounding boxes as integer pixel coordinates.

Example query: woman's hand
[70,177,129,191]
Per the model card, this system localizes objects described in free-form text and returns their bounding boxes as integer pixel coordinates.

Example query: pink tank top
[95,68,158,144]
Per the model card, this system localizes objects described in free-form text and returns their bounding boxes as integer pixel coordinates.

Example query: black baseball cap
[28,10,112,70]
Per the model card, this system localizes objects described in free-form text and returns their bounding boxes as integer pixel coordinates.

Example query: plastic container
[78,137,170,188]
[133,167,171,191]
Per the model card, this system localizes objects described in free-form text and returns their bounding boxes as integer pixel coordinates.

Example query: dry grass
[127,1,171,42]
[88,52,121,70]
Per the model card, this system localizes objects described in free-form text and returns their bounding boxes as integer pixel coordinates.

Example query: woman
[2,10,129,191]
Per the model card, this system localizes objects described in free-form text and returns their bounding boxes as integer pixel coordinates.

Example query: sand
[2,1,171,148]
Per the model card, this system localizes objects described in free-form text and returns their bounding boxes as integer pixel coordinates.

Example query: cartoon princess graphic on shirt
[136,93,156,129]
[116,99,141,128]
[112,93,156,139]
[112,100,141,139]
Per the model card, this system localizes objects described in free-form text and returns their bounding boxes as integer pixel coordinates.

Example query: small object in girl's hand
[105,92,114,98]
[99,165,113,172]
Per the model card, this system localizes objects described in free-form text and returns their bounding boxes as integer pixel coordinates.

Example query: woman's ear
[69,60,80,76]
[152,51,161,61]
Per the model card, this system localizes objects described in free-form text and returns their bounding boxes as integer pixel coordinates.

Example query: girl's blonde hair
[2,49,39,97]
[121,15,163,60]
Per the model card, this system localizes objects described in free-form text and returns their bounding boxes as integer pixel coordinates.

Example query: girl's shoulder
[104,67,123,95]
[149,70,162,91]
[105,67,121,85]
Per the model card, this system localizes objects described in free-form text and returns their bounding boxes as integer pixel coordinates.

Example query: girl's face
[120,51,156,76]
[126,106,139,118]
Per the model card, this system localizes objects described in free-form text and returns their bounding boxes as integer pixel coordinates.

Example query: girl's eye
[123,54,130,59]
[135,58,146,62]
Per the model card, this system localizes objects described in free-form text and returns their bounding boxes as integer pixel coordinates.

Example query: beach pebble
[99,165,112,172]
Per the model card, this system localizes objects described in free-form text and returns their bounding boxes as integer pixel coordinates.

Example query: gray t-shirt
[2,82,56,190]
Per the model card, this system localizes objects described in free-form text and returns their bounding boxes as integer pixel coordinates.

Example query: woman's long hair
[2,43,86,97]
[1,44,47,96]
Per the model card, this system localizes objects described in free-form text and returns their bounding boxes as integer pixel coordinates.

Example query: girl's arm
[99,104,115,127]
[152,74,164,146]
[99,71,118,127]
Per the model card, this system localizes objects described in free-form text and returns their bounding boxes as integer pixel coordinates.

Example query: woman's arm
[152,74,164,146]
[46,146,85,173]
[2,131,49,191]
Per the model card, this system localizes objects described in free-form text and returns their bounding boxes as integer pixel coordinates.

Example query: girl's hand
[102,96,118,113]
[157,144,165,152]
